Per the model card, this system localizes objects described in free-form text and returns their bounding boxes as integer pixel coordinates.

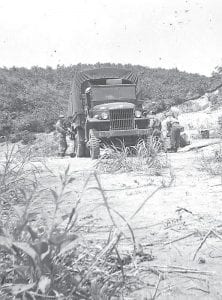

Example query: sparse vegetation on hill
[0,63,221,141]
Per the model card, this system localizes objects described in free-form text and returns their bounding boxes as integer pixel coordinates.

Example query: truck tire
[152,129,161,142]
[89,129,100,159]
[75,128,85,157]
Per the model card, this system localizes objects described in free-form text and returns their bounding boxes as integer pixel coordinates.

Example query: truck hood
[92,102,135,111]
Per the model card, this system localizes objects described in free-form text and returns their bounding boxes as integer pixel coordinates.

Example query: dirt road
[35,139,222,299]
[39,140,222,232]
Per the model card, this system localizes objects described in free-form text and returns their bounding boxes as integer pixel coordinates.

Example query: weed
[96,137,168,174]
[198,146,222,176]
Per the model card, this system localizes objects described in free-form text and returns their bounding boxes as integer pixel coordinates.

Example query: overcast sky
[0,0,221,76]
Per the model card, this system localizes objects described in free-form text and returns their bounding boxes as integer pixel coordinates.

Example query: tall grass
[96,138,168,175]
[198,145,222,177]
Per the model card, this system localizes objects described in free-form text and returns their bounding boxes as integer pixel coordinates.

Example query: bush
[14,117,45,133]
[199,146,222,176]
[9,133,22,143]
[9,131,36,144]
[0,113,13,136]
[20,131,36,145]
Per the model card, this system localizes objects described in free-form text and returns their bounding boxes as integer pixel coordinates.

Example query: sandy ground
[1,139,222,299]
[34,139,222,229]
[29,139,222,299]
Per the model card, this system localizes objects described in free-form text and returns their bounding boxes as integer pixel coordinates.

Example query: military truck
[68,68,160,159]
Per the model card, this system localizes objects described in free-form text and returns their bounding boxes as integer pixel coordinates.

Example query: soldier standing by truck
[162,110,182,152]
[55,115,68,157]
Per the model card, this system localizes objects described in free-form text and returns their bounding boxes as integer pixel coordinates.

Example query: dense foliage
[0,63,221,139]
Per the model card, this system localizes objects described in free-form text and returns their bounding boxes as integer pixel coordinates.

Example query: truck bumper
[94,128,153,138]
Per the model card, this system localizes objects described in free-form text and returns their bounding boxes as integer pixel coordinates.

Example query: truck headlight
[101,112,108,120]
[135,110,142,118]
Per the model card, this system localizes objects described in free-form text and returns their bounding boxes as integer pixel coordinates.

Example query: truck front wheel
[89,129,100,159]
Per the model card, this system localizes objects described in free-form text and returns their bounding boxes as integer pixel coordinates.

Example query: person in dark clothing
[55,115,68,157]
[170,123,181,152]
[162,111,182,152]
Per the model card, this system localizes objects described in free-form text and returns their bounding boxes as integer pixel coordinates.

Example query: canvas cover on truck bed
[68,68,138,116]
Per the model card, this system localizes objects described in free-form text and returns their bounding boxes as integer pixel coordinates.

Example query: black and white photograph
[0,0,222,299]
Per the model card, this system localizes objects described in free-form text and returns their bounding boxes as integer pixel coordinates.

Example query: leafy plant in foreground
[0,164,81,299]
[0,149,137,300]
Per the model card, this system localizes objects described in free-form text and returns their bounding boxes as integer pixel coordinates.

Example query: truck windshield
[91,85,136,102]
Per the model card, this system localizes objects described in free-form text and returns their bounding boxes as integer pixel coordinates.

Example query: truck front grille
[110,108,135,130]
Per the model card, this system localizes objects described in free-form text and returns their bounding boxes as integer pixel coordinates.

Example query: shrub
[0,113,13,136]
[9,133,22,143]
[199,146,222,176]
[9,131,36,144]
[0,158,81,299]
[14,117,45,133]
[20,131,36,145]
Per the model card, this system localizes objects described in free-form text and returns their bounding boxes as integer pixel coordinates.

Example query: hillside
[0,63,221,140]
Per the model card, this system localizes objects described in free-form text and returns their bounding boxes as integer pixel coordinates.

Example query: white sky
[0,0,222,76]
